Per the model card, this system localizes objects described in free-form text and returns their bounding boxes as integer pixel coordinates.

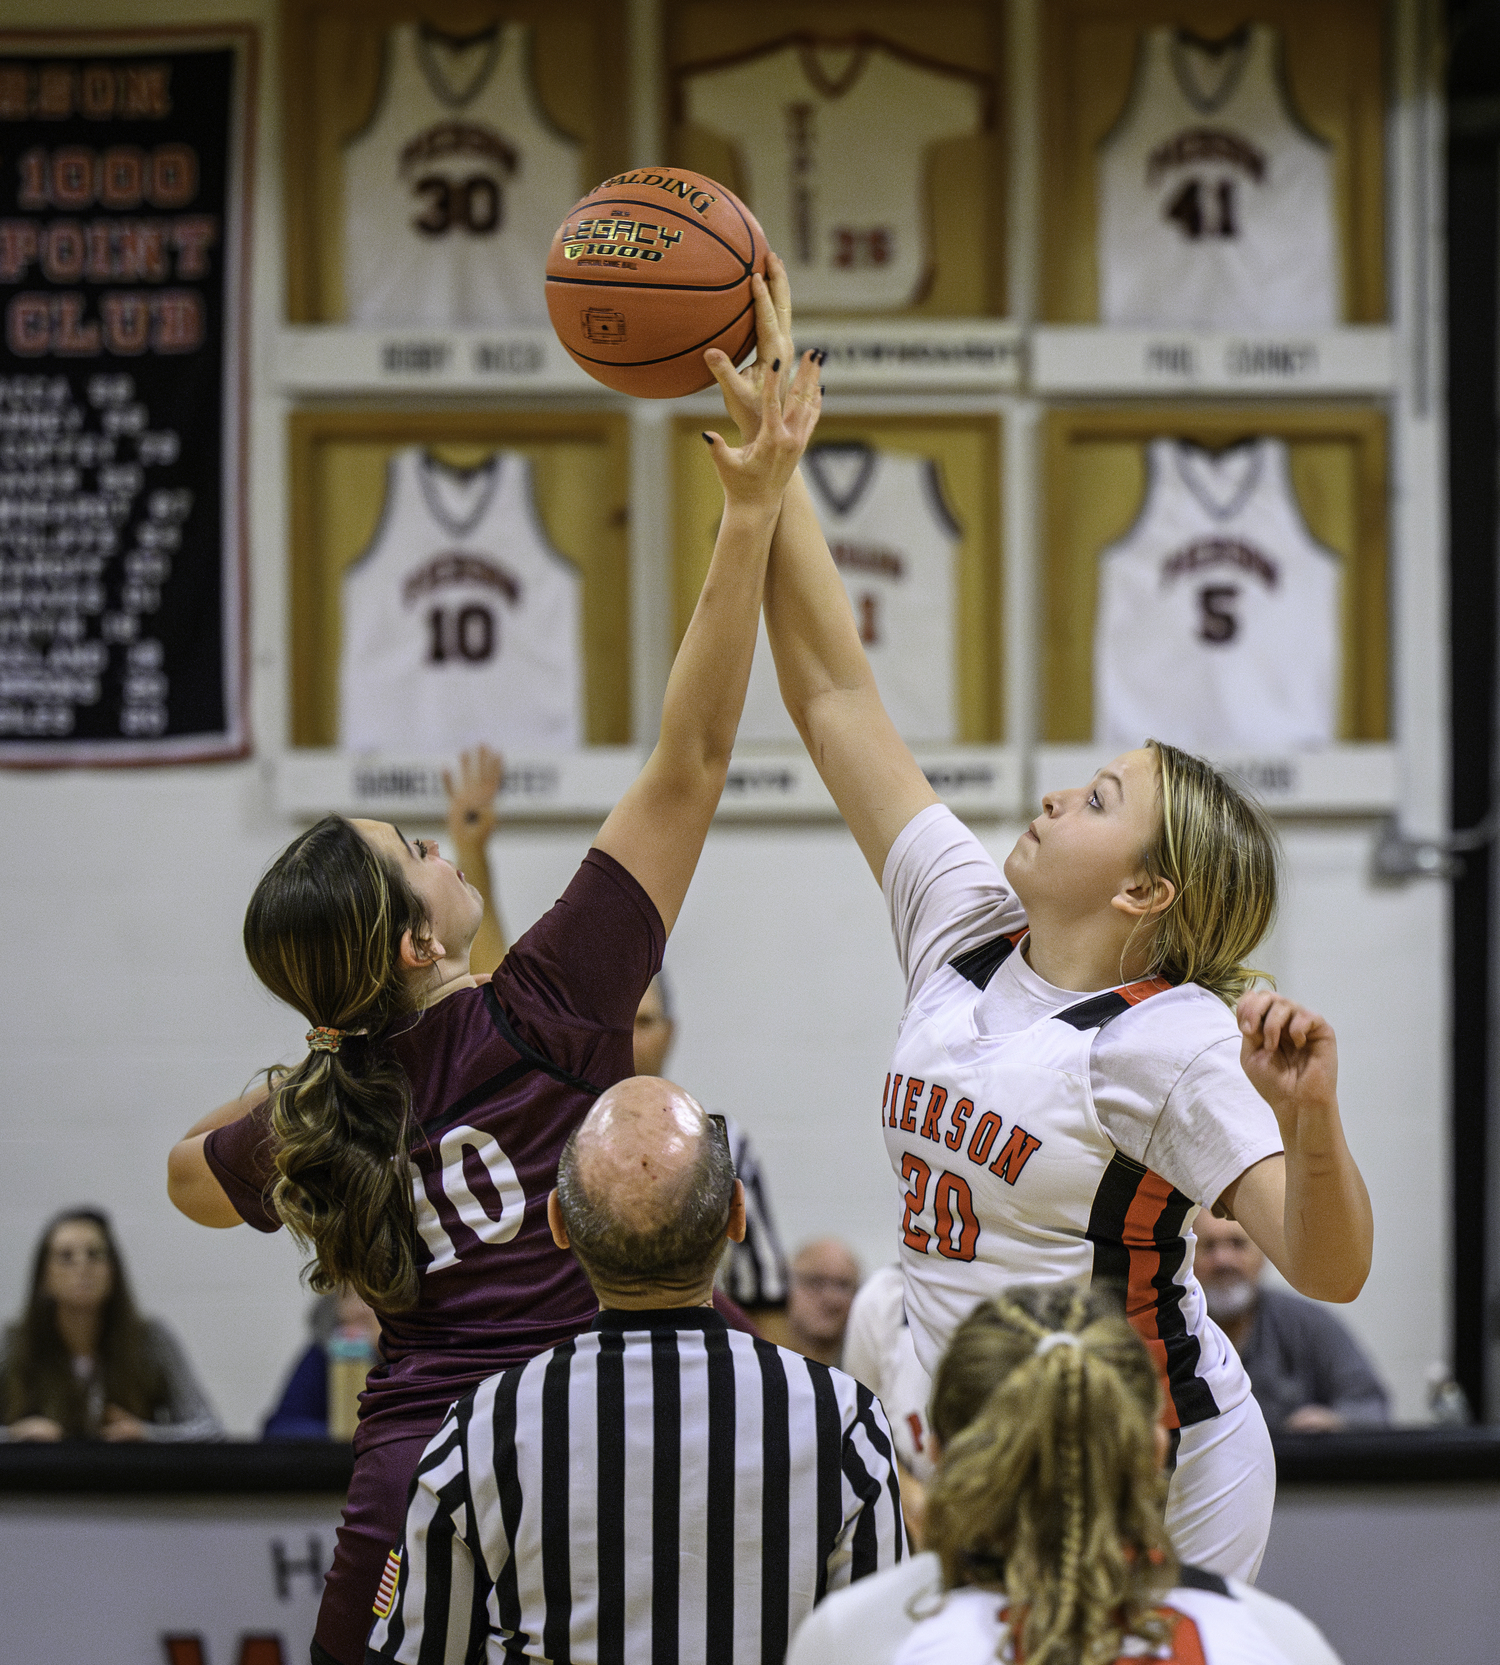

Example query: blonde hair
[923,1285,1177,1665]
[1132,739,1281,1005]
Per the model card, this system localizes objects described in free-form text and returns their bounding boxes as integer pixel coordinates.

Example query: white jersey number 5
[414,1124,527,1272]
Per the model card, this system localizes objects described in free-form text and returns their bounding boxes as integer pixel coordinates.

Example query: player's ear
[1111,869,1174,923]
[726,1179,747,1244]
[547,1189,569,1250]
[398,927,445,970]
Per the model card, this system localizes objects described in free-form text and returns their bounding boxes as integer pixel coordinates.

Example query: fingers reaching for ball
[705,253,799,442]
[702,347,824,506]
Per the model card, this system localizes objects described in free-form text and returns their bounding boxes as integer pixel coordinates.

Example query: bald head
[553,1077,741,1303]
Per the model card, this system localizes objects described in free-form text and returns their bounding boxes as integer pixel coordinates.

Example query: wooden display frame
[1042,404,1389,744]
[287,409,631,749]
[666,1,1006,319]
[1040,0,1386,325]
[673,413,1004,744]
[280,0,628,323]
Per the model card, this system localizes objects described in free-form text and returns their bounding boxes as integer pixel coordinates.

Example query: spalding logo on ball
[546,167,767,399]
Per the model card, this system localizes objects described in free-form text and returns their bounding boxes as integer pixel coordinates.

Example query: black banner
[0,31,252,764]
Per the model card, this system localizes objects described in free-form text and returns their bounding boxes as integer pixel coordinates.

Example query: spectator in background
[784,1238,861,1367]
[368,1075,904,1665]
[1195,1211,1389,1432]
[1,1208,223,1442]
[632,968,791,1313]
[263,1289,382,1440]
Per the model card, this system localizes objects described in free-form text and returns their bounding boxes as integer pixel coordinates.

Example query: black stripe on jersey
[651,1329,682,1665]
[483,982,605,1097]
[1054,990,1132,1030]
[491,1367,530,1660]
[540,1341,575,1663]
[1150,1185,1219,1426]
[1086,1154,1218,1428]
[595,1330,627,1665]
[426,1059,533,1135]
[703,1323,737,1651]
[1177,1564,1233,1598]
[755,1340,792,1665]
[417,1416,468,1665]
[809,1362,843,1603]
[950,932,1020,990]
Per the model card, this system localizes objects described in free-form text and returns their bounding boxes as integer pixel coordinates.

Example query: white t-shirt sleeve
[883,805,1027,1006]
[1091,992,1284,1207]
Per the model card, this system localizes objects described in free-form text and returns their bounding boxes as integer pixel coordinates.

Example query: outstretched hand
[444,744,503,846]
[704,253,796,443]
[702,343,823,508]
[1236,990,1339,1126]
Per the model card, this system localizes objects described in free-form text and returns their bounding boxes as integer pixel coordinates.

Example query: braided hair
[923,1283,1177,1665]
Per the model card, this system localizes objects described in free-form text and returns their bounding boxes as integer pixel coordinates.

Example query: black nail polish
[701,431,714,444]
[771,359,780,372]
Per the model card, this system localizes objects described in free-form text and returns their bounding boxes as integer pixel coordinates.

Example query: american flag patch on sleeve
[373,1546,402,1619]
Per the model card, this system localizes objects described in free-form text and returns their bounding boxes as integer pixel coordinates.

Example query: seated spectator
[1196,1211,1390,1432]
[789,1283,1342,1665]
[368,1075,904,1664]
[784,1237,861,1366]
[263,1289,381,1440]
[1,1208,223,1443]
[633,968,791,1311]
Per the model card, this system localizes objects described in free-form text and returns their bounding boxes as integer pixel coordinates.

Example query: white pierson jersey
[843,1265,937,1485]
[1098,24,1339,327]
[1093,437,1340,752]
[883,932,1250,1432]
[740,444,961,744]
[679,39,986,310]
[342,22,581,326]
[339,448,582,754]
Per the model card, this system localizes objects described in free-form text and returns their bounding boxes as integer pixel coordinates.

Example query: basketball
[545,167,767,399]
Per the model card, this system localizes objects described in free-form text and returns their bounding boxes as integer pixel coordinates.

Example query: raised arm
[708,257,937,884]
[1217,994,1373,1303]
[166,1087,264,1228]
[593,293,823,934]
[444,745,508,976]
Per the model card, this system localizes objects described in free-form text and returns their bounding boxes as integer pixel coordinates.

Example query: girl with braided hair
[721,284,1373,1582]
[897,1284,1295,1665]
[165,285,825,1665]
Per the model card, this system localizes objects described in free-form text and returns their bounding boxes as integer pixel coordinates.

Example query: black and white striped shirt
[366,1307,905,1665]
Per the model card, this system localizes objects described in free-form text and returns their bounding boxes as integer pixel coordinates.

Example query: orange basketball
[546,167,767,399]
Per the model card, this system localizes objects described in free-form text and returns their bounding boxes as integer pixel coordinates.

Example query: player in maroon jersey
[166,272,823,1665]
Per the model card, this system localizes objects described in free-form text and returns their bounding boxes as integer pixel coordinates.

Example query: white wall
[0,0,1452,1434]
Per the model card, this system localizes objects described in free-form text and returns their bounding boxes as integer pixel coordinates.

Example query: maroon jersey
[205,848,663,1450]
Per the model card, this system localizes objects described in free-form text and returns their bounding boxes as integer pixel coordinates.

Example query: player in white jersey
[843,1264,938,1541]
[342,22,581,326]
[339,447,582,755]
[1098,24,1339,327]
[1094,437,1340,752]
[680,36,987,310]
[739,443,960,744]
[705,281,1372,1581]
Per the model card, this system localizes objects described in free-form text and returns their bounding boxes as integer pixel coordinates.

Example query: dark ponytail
[243,816,431,1311]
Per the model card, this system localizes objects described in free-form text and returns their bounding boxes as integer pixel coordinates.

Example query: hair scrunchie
[1034,1331,1083,1357]
[306,1026,345,1053]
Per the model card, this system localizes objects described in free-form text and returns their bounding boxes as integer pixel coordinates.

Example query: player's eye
[1089,791,1102,810]
[413,839,429,858]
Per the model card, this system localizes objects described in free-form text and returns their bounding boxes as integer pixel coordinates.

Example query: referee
[368,1076,904,1665]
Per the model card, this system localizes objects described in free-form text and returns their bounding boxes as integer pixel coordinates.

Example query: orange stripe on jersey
[1121,1168,1179,1422]
[1087,1154,1219,1429]
[1118,974,1173,1005]
[996,1604,1208,1663]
